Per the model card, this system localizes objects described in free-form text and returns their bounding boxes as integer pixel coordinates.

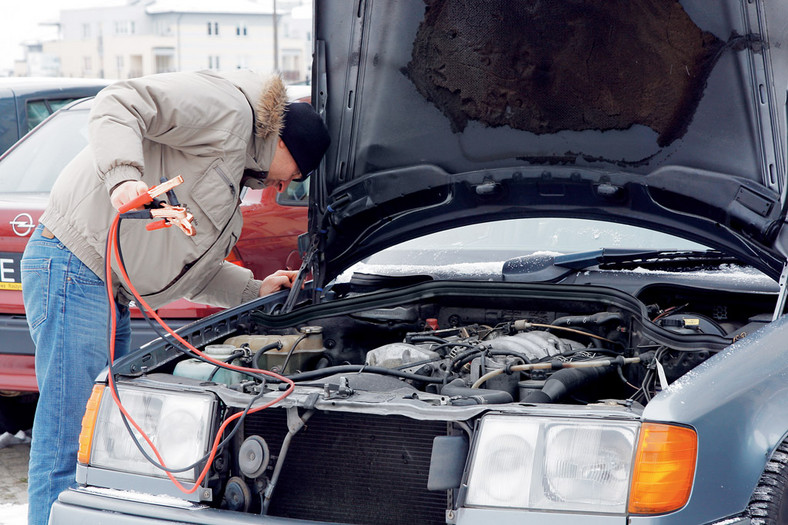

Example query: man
[20,70,330,525]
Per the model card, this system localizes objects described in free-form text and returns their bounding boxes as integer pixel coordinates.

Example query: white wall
[44,1,311,81]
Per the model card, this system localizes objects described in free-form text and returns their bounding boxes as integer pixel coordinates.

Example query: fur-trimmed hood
[221,70,288,140]
[254,75,288,140]
[221,70,288,169]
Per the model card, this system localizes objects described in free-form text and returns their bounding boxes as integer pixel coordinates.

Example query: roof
[0,77,109,87]
[145,0,274,15]
[0,77,111,95]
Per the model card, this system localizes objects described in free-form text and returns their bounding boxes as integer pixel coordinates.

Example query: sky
[1,1,126,73]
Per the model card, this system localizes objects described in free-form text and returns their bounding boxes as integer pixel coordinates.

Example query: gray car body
[50,284,786,525]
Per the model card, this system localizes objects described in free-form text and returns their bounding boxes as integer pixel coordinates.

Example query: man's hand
[258,270,299,297]
[110,180,149,211]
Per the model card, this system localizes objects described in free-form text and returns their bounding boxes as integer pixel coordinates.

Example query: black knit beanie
[280,102,331,181]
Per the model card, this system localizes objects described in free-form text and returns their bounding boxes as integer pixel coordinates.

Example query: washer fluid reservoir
[173,344,244,386]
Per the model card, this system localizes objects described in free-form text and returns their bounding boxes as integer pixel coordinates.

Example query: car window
[277,177,309,205]
[26,100,51,131]
[25,98,80,131]
[0,109,89,192]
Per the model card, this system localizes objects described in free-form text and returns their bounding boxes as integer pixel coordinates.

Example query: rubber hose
[440,378,513,405]
[252,341,284,370]
[530,366,613,403]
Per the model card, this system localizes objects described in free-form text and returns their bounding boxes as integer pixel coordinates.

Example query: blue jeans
[21,224,131,525]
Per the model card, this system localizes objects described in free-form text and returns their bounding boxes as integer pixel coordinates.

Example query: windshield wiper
[503,248,740,282]
[330,272,434,296]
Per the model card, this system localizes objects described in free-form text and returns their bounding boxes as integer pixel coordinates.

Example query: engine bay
[105,279,778,519]
[165,281,773,408]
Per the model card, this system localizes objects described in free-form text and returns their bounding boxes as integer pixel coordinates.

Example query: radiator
[244,409,449,525]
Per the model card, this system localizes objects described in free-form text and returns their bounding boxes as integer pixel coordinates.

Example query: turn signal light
[77,384,105,464]
[628,422,697,514]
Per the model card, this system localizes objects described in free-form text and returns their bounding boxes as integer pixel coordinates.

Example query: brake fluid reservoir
[173,344,244,386]
[264,326,325,374]
[225,327,324,374]
[223,334,292,352]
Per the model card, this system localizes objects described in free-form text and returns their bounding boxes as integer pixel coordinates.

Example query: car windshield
[0,108,89,193]
[337,217,727,281]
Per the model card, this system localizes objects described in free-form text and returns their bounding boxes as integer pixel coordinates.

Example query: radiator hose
[520,366,612,403]
[441,379,513,405]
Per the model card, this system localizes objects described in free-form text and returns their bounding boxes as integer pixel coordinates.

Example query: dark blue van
[0,77,110,154]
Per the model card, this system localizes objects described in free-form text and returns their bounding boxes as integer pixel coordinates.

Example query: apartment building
[42,0,310,81]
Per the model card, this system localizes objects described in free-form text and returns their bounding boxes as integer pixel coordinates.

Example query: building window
[115,20,134,35]
[236,23,247,36]
[156,21,172,36]
[281,53,301,82]
[208,21,219,36]
[208,55,220,70]
[116,55,124,70]
[83,56,92,72]
[82,23,91,38]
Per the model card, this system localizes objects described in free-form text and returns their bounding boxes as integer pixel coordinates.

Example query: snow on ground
[0,503,27,524]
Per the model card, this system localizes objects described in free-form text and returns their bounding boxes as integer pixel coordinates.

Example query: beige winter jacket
[39,70,288,309]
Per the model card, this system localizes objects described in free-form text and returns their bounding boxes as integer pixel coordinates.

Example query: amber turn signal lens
[77,385,105,464]
[628,422,697,514]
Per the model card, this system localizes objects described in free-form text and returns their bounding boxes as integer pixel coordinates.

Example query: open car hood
[307,0,788,288]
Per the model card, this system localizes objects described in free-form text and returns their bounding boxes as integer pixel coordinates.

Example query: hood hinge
[743,0,784,195]
[282,234,320,314]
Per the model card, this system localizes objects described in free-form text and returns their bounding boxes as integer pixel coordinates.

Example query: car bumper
[51,487,351,525]
[51,487,753,525]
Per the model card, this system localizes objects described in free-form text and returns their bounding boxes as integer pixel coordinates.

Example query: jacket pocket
[190,160,238,233]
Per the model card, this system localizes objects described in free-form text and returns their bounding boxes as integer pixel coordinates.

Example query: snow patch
[0,503,27,525]
[83,486,198,508]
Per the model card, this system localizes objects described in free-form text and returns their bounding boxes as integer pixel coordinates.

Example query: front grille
[244,409,449,525]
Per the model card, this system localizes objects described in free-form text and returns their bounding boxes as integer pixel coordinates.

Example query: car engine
[171,280,771,409]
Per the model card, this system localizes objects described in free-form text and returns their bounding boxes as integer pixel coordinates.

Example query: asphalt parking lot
[0,442,29,505]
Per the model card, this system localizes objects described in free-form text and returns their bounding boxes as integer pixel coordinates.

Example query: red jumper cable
[104,176,295,495]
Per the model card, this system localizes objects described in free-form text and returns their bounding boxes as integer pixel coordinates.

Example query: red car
[0,94,308,430]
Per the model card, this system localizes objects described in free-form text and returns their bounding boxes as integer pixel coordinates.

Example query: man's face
[265,139,302,192]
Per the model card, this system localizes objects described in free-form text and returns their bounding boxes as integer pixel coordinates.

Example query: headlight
[79,384,216,482]
[465,415,638,513]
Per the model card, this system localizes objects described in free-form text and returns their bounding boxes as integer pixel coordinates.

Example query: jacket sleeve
[187,261,264,308]
[89,71,253,193]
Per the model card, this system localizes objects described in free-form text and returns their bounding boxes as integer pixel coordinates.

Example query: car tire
[749,440,788,525]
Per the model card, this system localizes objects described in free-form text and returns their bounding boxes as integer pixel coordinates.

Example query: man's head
[242,102,330,192]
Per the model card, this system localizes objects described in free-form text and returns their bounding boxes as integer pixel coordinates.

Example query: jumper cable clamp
[117,175,185,213]
[144,205,195,236]
[118,175,195,236]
